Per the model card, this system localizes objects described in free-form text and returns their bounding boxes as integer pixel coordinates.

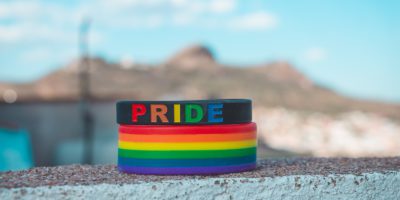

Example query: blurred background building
[1,0,399,170]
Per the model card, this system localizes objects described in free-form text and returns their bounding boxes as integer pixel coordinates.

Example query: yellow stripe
[174,104,180,123]
[119,131,256,135]
[118,140,257,150]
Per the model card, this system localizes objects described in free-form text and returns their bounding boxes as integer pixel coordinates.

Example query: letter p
[132,104,146,122]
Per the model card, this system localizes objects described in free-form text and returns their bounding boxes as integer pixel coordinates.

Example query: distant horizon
[1,47,400,105]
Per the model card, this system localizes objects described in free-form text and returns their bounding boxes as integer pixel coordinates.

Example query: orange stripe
[119,132,256,143]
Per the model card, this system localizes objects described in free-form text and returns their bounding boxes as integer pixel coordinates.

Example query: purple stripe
[118,163,256,175]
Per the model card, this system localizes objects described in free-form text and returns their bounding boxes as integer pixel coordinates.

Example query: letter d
[185,104,203,123]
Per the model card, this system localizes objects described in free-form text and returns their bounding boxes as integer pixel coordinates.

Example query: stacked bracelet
[116,99,257,175]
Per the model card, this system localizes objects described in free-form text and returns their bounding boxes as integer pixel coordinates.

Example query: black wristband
[116,99,252,125]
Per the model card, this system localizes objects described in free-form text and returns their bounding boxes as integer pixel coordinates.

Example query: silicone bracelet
[118,147,257,159]
[118,163,257,175]
[116,99,252,125]
[119,123,256,135]
[117,123,257,175]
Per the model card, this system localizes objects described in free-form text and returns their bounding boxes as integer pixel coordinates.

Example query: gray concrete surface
[1,157,400,199]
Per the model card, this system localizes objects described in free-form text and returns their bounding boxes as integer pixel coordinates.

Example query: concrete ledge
[1,157,400,199]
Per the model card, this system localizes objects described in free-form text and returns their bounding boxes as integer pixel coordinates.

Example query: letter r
[151,104,169,123]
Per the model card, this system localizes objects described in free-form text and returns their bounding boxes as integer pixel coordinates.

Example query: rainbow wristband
[118,123,257,175]
[116,99,252,125]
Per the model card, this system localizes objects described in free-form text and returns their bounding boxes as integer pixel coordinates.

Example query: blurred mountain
[1,45,400,119]
[250,61,313,89]
[165,44,218,71]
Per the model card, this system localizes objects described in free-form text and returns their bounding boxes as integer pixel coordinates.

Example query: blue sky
[0,0,399,102]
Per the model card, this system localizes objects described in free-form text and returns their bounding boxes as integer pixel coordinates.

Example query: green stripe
[118,147,256,159]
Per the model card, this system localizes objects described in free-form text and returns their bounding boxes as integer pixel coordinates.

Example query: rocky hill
[165,44,218,70]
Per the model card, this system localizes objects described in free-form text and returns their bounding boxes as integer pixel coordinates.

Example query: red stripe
[119,122,256,135]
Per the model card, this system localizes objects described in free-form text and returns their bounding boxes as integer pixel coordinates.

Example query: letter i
[174,104,181,123]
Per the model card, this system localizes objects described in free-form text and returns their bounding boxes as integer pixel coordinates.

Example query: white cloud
[170,0,187,7]
[209,0,236,13]
[304,47,327,63]
[81,0,238,28]
[0,23,74,43]
[0,2,40,19]
[0,1,82,44]
[0,1,78,23]
[229,11,278,30]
